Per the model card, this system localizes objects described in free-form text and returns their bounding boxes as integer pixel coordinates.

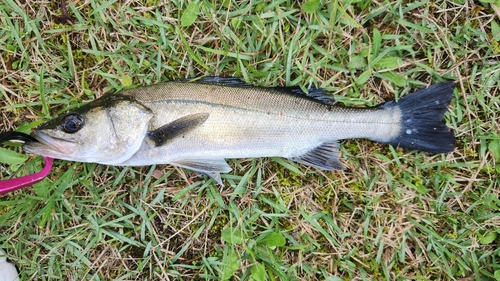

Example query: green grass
[1,0,500,280]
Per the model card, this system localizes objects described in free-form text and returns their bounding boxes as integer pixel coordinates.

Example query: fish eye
[62,114,84,133]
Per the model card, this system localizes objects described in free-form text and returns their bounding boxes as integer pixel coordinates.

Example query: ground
[0,0,499,280]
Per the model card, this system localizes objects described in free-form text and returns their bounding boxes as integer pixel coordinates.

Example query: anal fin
[290,141,345,170]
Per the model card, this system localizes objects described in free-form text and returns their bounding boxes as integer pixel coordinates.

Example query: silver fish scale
[118,81,399,166]
[124,82,331,115]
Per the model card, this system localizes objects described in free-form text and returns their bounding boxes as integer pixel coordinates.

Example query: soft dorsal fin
[182,77,335,105]
[148,113,209,146]
[275,86,335,105]
[290,141,345,170]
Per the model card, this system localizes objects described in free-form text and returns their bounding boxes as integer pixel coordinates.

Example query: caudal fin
[380,82,456,153]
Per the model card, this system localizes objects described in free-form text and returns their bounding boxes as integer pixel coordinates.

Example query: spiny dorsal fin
[185,76,252,87]
[182,77,335,105]
[148,113,209,146]
[290,141,345,170]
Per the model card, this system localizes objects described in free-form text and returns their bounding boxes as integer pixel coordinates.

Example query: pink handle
[0,157,53,195]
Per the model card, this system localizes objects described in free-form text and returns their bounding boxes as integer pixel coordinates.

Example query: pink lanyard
[0,156,53,195]
[1,131,53,195]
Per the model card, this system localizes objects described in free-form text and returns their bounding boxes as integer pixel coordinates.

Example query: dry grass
[1,0,499,280]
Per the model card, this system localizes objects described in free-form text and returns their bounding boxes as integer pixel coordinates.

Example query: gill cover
[24,95,154,164]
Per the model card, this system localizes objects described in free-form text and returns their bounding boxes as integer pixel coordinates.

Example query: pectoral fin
[148,113,209,146]
[171,158,232,185]
[291,141,345,170]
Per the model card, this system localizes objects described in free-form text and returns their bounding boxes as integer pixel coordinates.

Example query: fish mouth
[27,131,75,155]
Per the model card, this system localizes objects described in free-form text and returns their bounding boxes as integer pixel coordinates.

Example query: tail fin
[380,82,456,153]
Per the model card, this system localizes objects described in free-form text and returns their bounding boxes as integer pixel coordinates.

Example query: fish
[23,77,456,184]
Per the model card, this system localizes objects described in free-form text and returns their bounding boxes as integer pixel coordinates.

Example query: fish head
[24,94,154,164]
